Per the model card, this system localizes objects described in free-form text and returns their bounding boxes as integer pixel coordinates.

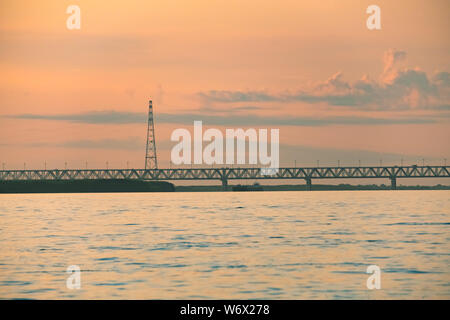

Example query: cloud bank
[198,49,450,111]
[5,111,434,126]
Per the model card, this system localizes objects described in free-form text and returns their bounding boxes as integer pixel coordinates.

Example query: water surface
[0,190,449,299]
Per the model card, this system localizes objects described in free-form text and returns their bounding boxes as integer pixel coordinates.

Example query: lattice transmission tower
[145,100,158,169]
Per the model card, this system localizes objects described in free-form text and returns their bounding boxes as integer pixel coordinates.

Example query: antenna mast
[145,100,158,169]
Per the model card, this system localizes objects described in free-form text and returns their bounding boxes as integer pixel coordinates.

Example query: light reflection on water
[0,190,449,299]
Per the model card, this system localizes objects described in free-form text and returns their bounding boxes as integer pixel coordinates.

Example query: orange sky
[0,0,449,173]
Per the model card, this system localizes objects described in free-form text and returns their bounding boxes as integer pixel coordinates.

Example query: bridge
[1,165,449,190]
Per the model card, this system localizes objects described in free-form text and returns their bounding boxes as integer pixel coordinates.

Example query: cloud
[382,49,407,81]
[434,71,450,87]
[199,105,264,113]
[4,111,434,126]
[198,50,450,111]
[198,91,277,103]
[20,137,144,150]
[157,113,434,126]
[8,111,147,124]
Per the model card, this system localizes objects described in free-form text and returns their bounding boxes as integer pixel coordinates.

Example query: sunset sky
[1,0,449,174]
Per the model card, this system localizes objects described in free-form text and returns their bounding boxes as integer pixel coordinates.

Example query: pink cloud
[199,50,450,111]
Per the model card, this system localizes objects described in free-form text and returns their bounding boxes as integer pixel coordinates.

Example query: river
[0,190,448,299]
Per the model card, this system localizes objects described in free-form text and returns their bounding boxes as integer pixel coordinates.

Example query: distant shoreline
[0,180,448,194]
[176,184,450,192]
[0,179,175,193]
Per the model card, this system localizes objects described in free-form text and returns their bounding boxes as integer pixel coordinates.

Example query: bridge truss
[0,166,448,190]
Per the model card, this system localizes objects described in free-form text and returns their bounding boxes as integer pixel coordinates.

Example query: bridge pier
[305,178,312,191]
[390,177,397,190]
[221,178,228,191]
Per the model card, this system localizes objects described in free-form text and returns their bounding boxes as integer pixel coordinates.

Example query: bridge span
[1,166,449,190]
